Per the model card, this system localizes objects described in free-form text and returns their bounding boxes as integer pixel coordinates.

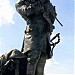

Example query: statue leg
[35,53,47,75]
[27,50,40,75]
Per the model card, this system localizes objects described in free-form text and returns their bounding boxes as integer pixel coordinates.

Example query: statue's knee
[27,58,36,75]
[27,52,39,64]
[27,57,37,65]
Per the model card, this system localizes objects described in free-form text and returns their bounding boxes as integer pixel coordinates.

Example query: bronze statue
[15,0,59,75]
[0,0,61,75]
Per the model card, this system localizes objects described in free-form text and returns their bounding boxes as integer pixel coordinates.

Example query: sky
[0,0,74,75]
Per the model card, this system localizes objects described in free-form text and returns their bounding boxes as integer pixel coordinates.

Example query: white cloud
[0,37,1,47]
[44,57,74,74]
[0,52,2,56]
[0,0,15,26]
[44,58,60,74]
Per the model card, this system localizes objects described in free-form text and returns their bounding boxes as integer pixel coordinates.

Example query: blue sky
[0,0,74,75]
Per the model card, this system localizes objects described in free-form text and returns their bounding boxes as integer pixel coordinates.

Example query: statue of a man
[15,0,57,75]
